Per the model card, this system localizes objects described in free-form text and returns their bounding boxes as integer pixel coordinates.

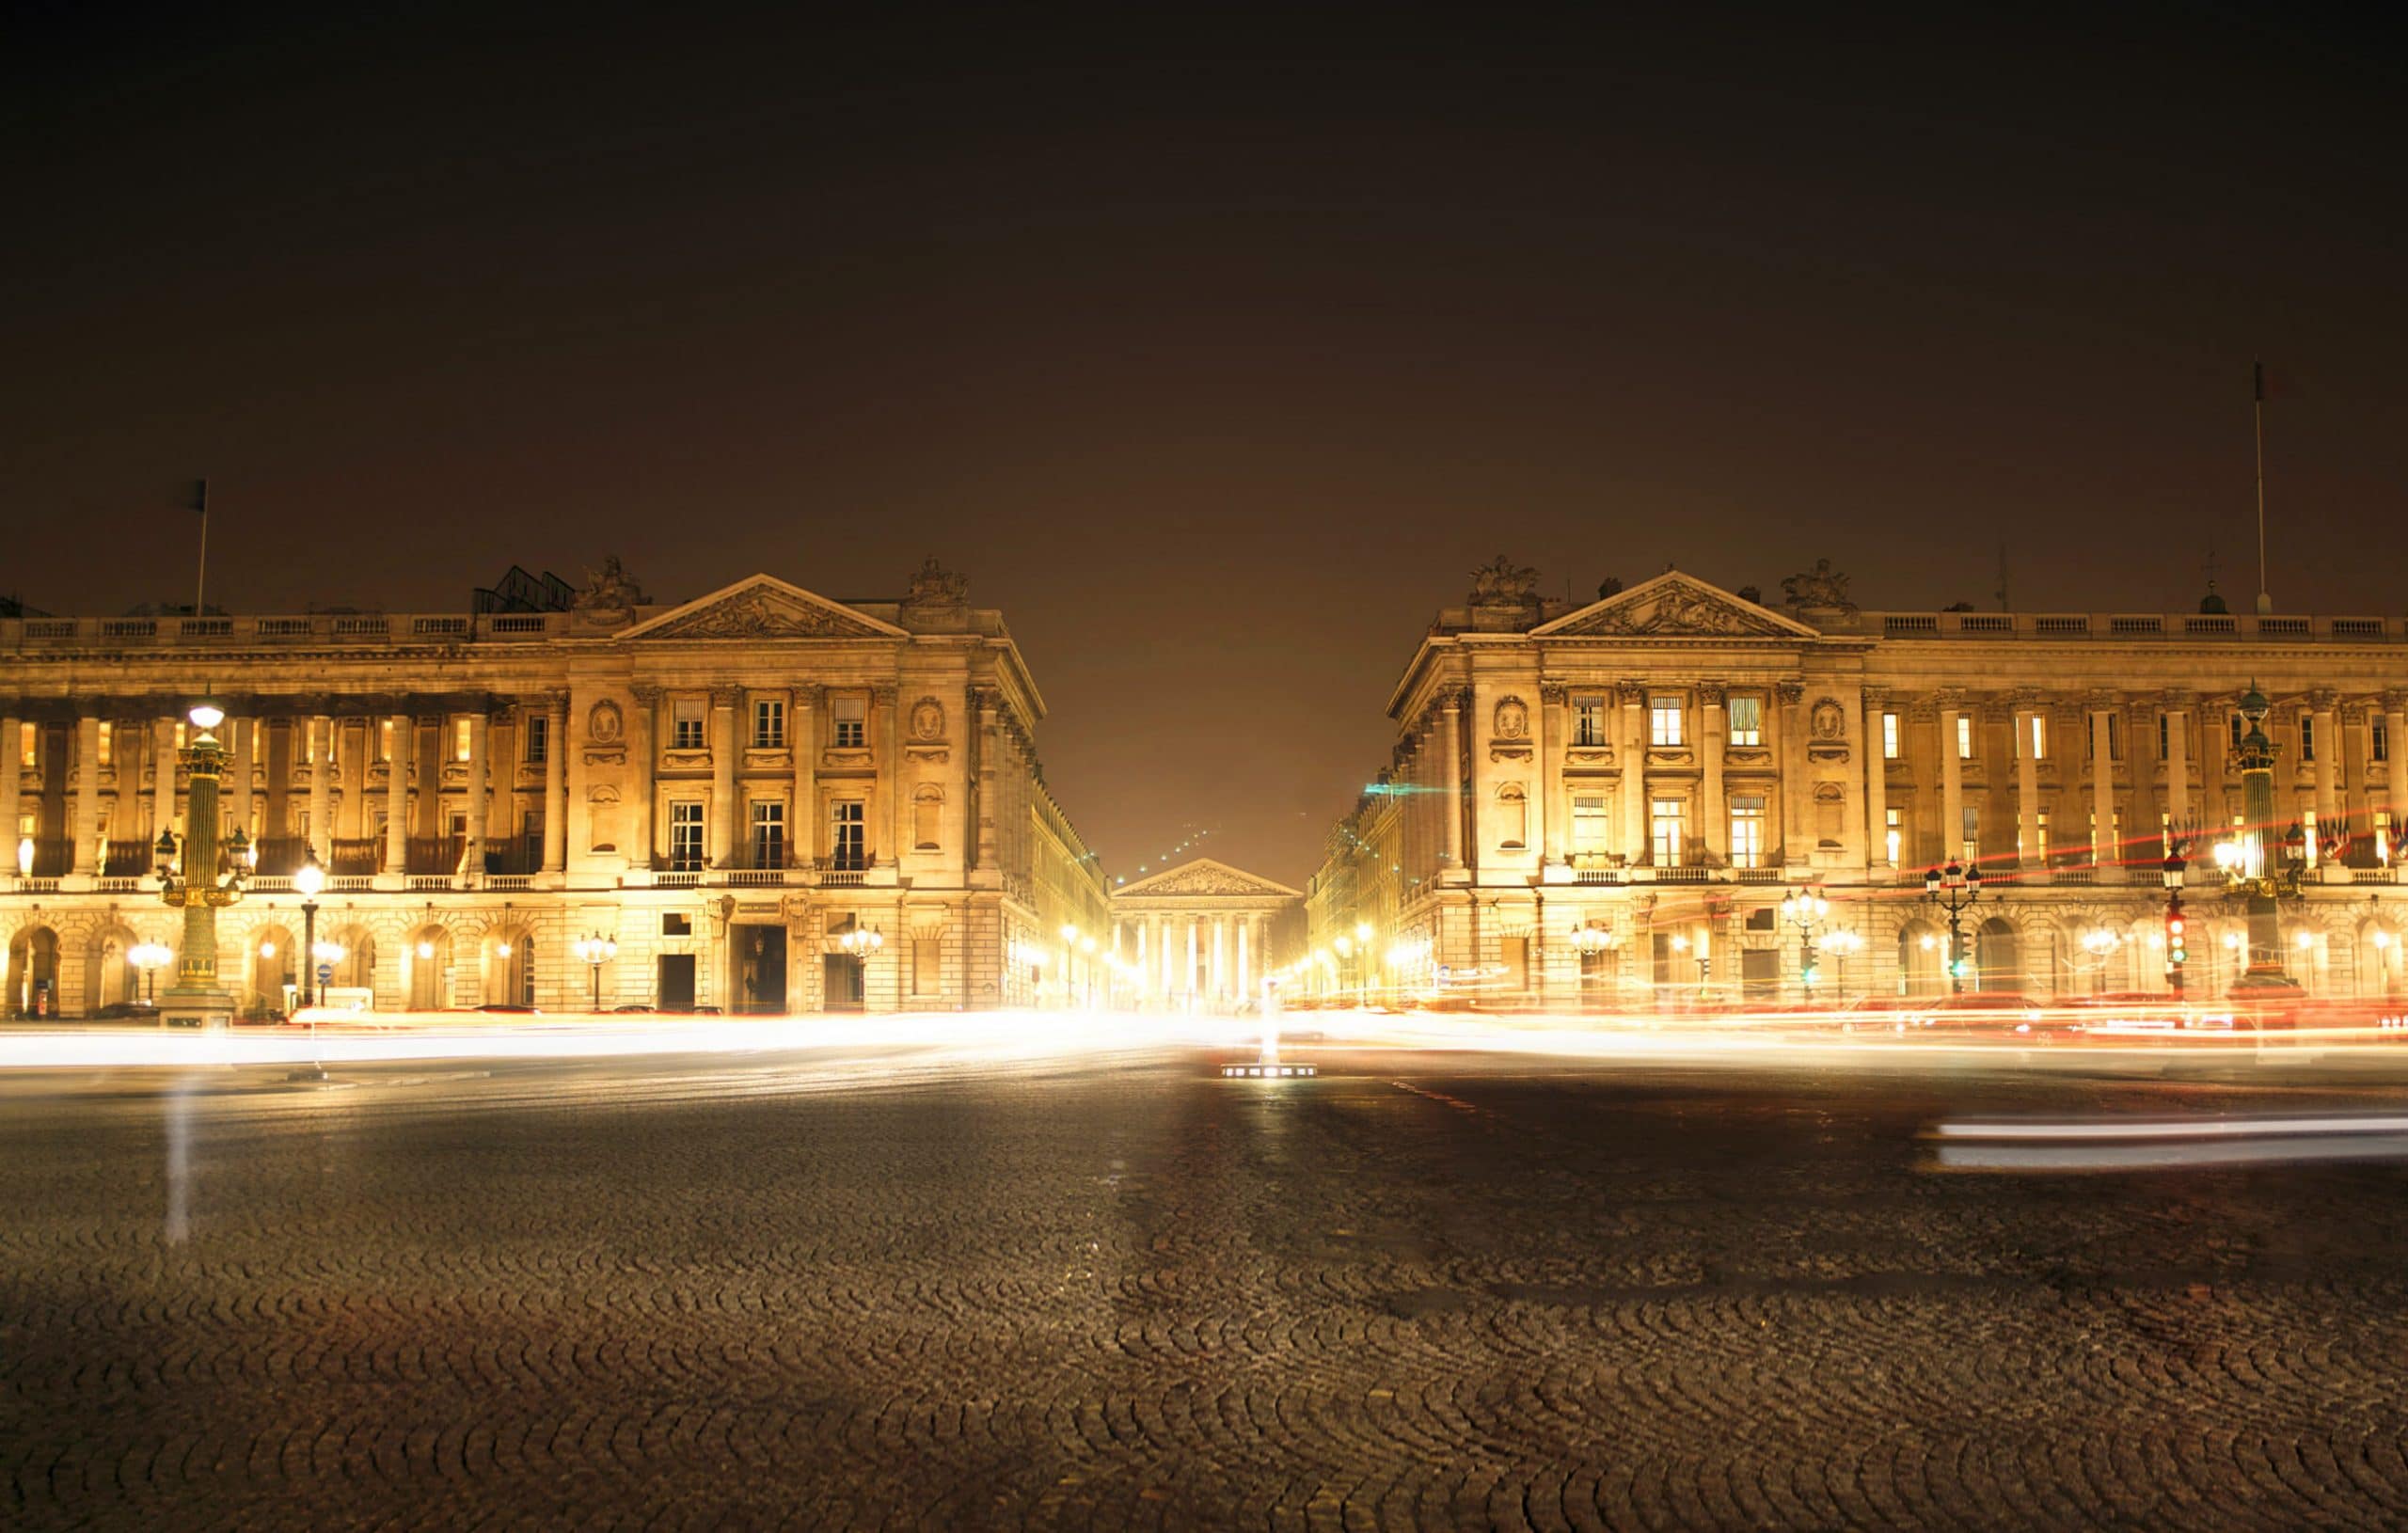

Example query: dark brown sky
[7,6,2405,885]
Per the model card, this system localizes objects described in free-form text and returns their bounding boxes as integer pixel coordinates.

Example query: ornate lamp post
[2222,684,2305,992]
[1570,921,1620,1006]
[294,847,325,1008]
[2162,847,2190,994]
[1924,858,1983,994]
[1818,927,1863,995]
[2079,925,2123,995]
[573,932,618,1010]
[153,701,250,1029]
[1781,884,1829,997]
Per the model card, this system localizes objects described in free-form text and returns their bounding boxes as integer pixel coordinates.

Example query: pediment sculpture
[1577,586,1765,638]
[649,590,865,640]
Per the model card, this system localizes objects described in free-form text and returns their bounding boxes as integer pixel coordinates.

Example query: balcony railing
[0,610,572,651]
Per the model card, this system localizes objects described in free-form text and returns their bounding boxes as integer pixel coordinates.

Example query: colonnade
[1110,909,1273,1009]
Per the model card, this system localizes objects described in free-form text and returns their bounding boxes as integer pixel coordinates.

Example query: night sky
[8,7,2404,885]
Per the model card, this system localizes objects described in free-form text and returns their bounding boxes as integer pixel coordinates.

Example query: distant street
[8,1038,2408,1530]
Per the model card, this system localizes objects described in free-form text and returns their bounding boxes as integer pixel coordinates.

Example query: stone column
[226,717,253,845]
[542,693,569,874]
[147,715,176,850]
[709,687,739,869]
[1698,681,1727,864]
[1837,685,1867,868]
[2311,691,2339,867]
[1211,915,1226,1002]
[875,685,901,867]
[69,713,103,876]
[2387,694,2408,856]
[1777,682,1806,867]
[627,686,657,872]
[306,714,333,866]
[1186,917,1199,1000]
[2164,699,2191,845]
[0,712,18,866]
[791,686,817,868]
[1237,915,1251,998]
[1619,681,1648,862]
[1939,693,1965,869]
[1437,689,1464,867]
[2014,701,2042,868]
[1539,683,1566,866]
[2088,698,2117,879]
[463,708,489,881]
[1863,688,1889,869]
[385,712,411,876]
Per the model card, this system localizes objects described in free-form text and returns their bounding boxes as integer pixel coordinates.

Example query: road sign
[316,962,334,984]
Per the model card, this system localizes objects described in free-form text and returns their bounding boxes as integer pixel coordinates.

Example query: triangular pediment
[620,575,906,641]
[1531,571,1819,640]
[1114,858,1302,901]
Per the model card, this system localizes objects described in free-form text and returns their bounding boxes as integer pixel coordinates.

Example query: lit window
[18,721,33,766]
[1649,698,1683,748]
[1960,806,1979,861]
[95,720,112,767]
[2030,716,2047,759]
[2229,712,2244,749]
[379,719,394,762]
[752,698,785,750]
[749,800,785,870]
[1572,695,1608,748]
[524,714,547,765]
[2377,717,2391,764]
[1572,794,1609,855]
[1884,807,1902,866]
[1956,716,1973,760]
[1728,696,1762,747]
[1651,798,1685,865]
[453,718,472,762]
[1728,795,1766,869]
[2303,807,2319,867]
[832,695,867,750]
[830,800,866,870]
[669,801,705,872]
[2378,811,2393,866]
[1882,712,1900,761]
[673,701,705,751]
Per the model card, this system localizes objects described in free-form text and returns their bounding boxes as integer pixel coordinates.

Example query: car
[88,1001,159,1020]
[472,1003,541,1015]
[610,1003,656,1014]
[1901,990,2061,1038]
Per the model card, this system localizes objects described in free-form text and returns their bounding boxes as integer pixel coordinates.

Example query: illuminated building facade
[0,560,1109,1018]
[1307,560,2408,1004]
[1106,859,1303,1010]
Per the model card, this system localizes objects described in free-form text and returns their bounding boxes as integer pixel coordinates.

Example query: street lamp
[1570,921,1621,1006]
[2078,925,2123,995]
[1924,858,1983,994]
[1817,927,1863,995]
[572,932,617,1010]
[129,939,172,1005]
[153,699,250,1028]
[1780,884,1829,996]
[2162,846,2189,994]
[294,846,325,1008]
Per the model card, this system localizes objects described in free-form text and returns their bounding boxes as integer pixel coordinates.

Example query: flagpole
[193,478,209,618]
[2252,363,2270,616]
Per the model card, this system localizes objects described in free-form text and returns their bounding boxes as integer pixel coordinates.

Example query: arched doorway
[1898,919,1943,996]
[1976,917,2021,994]
[7,925,61,1017]
[406,925,452,1010]
[734,925,786,1014]
[89,927,138,1009]
[483,927,534,1006]
[249,924,297,1013]
[2363,923,2405,998]
[325,925,377,1007]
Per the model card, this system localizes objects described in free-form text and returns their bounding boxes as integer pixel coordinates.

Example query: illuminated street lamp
[129,939,172,1006]
[294,847,325,1007]
[1817,927,1863,995]
[2078,925,2123,995]
[1924,858,1982,994]
[1781,884,1829,996]
[153,699,249,1028]
[2219,684,2305,992]
[572,932,618,1010]
[2162,846,2190,993]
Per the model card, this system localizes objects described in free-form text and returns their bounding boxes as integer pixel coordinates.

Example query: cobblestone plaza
[8,1047,2408,1530]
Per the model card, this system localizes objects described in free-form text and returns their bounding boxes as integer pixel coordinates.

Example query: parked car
[89,1001,159,1020]
[472,1003,540,1015]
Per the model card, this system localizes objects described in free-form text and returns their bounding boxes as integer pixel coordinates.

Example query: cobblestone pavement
[7,1046,2408,1530]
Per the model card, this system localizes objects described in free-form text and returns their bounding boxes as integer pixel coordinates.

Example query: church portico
[1109,859,1301,1011]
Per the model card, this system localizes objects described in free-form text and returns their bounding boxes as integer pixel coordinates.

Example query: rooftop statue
[1469,554,1539,606]
[906,556,970,606]
[1781,558,1856,614]
[575,555,649,612]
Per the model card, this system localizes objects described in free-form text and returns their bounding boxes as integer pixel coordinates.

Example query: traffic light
[1802,962,1821,988]
[1948,955,1971,979]
[2166,909,2187,970]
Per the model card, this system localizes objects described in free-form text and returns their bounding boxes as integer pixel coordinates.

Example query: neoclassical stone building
[1,561,1109,1018]
[1307,560,2408,1004]
[1107,859,1303,1010]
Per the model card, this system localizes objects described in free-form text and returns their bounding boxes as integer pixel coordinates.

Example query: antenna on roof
[187,478,209,617]
[1994,543,2010,612]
